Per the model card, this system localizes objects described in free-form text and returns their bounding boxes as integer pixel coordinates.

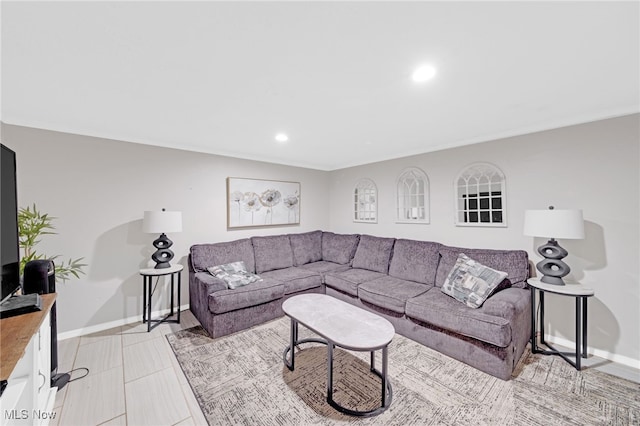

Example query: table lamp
[143,209,182,269]
[523,206,584,285]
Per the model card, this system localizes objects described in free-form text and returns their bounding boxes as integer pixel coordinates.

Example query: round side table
[139,264,183,332]
[528,278,594,370]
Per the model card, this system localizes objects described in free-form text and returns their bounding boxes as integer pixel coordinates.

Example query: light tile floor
[51,309,639,426]
[51,310,206,426]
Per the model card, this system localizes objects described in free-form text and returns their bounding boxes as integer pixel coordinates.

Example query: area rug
[166,317,639,425]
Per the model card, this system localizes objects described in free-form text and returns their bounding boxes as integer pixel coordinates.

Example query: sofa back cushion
[351,235,396,274]
[288,230,323,266]
[190,239,256,273]
[435,245,529,289]
[388,239,441,285]
[321,232,360,265]
[251,235,294,273]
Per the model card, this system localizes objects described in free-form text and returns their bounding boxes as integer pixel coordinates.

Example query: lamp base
[154,261,172,269]
[536,239,570,286]
[151,233,175,269]
[539,275,566,286]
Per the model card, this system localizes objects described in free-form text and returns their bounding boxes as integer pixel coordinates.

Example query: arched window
[396,167,429,223]
[354,178,377,223]
[455,162,506,227]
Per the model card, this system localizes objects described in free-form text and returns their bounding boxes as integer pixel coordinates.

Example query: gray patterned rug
[166,317,639,425]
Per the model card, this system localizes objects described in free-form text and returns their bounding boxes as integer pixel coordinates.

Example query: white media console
[0,294,58,425]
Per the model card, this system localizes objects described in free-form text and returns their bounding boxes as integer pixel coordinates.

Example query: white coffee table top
[282,293,395,351]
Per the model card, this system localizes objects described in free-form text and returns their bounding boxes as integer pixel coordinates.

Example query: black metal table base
[283,319,393,417]
[142,271,181,332]
[530,287,588,370]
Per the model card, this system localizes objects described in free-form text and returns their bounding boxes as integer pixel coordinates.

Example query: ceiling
[2,1,638,171]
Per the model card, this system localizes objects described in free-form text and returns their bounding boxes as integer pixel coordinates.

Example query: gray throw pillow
[441,253,508,308]
[207,261,262,290]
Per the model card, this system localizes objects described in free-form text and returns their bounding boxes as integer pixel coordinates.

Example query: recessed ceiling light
[412,65,437,83]
[275,133,289,143]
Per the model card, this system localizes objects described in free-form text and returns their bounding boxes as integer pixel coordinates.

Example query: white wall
[3,114,638,366]
[328,114,640,366]
[1,124,330,335]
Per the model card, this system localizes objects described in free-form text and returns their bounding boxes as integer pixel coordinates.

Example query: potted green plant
[18,204,87,282]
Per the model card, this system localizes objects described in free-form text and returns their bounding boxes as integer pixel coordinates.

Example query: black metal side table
[139,264,183,332]
[529,278,594,370]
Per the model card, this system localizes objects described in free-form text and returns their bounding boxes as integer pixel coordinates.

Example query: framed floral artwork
[227,177,300,228]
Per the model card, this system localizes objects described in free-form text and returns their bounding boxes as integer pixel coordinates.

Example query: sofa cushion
[321,232,360,265]
[435,246,529,289]
[260,267,322,294]
[358,276,431,314]
[251,235,294,273]
[208,279,284,314]
[298,261,351,280]
[289,230,323,266]
[191,239,256,273]
[388,239,441,285]
[207,261,262,290]
[405,290,512,347]
[351,235,396,274]
[324,268,386,296]
[441,254,508,308]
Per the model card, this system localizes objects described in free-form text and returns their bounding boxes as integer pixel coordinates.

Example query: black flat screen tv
[1,143,21,303]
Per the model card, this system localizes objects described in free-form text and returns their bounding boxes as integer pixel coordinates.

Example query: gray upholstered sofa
[189,230,531,380]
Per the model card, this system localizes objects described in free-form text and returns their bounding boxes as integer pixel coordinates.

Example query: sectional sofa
[189,230,531,380]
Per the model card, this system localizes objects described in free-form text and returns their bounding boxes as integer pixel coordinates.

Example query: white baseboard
[57,309,640,371]
[545,334,640,370]
[58,304,190,340]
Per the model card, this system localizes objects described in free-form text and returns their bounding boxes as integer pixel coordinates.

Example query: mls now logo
[4,409,57,420]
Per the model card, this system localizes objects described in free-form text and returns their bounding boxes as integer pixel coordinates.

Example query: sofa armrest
[189,271,228,319]
[193,272,227,295]
[481,287,530,320]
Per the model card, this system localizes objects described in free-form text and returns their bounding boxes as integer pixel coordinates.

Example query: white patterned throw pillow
[207,261,262,290]
[441,253,508,308]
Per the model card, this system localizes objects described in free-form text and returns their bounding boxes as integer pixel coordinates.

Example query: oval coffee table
[282,293,395,417]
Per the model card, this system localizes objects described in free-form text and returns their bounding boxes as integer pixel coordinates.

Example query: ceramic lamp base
[536,239,570,286]
[151,233,174,269]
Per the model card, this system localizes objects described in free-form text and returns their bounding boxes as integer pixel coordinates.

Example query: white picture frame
[227,177,300,228]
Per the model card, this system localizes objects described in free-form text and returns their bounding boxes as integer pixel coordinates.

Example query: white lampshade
[523,208,584,239]
[143,210,182,234]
